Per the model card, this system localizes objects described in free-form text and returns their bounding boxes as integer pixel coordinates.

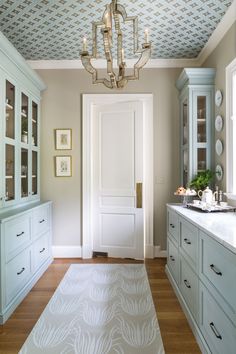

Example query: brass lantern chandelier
[80,0,151,89]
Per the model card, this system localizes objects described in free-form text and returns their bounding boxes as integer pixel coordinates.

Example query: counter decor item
[174,186,196,206]
[189,169,214,192]
[186,202,236,212]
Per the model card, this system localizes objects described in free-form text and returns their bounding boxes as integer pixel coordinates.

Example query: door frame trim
[82,94,154,259]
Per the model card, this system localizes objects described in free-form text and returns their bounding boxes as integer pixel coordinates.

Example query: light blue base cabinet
[0,201,53,324]
[166,205,236,354]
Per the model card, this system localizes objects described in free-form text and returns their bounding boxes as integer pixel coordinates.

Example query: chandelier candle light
[80,0,151,89]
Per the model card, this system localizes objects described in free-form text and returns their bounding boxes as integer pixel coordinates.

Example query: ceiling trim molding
[27,58,200,70]
[0,32,46,91]
[197,0,236,65]
[27,0,236,71]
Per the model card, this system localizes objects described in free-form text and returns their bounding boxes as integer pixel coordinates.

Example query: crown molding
[197,0,236,65]
[27,0,236,71]
[27,58,200,70]
[0,31,46,91]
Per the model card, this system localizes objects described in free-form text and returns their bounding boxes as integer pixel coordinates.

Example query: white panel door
[92,101,144,259]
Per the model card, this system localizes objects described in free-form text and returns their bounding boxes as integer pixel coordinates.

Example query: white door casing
[92,101,144,259]
[82,94,154,259]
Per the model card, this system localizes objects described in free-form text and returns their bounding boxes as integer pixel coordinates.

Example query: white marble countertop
[167,203,236,255]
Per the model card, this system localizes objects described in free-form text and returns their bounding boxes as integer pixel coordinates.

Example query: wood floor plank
[0,258,201,354]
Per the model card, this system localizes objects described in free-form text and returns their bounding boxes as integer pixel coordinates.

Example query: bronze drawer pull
[184,238,191,245]
[17,267,25,275]
[39,219,45,224]
[209,322,222,340]
[170,255,175,262]
[16,231,25,237]
[184,279,191,289]
[40,247,45,253]
[210,264,222,276]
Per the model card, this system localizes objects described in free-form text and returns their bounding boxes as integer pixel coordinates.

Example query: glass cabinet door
[21,93,29,144]
[5,144,15,201]
[5,80,15,139]
[196,95,207,173]
[182,98,189,186]
[197,96,206,143]
[32,151,38,196]
[32,101,38,146]
[21,148,28,198]
[183,100,188,145]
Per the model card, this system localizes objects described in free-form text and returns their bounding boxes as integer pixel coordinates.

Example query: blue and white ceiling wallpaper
[0,0,233,60]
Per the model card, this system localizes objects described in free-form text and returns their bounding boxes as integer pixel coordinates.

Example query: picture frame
[55,156,72,177]
[55,129,72,150]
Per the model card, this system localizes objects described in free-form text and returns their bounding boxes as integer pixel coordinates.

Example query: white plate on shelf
[215,164,223,181]
[215,115,223,132]
[215,139,223,156]
[215,89,223,107]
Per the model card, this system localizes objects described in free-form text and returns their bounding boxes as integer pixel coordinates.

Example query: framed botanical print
[55,156,72,177]
[55,129,72,150]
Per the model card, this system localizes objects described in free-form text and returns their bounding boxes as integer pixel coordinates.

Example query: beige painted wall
[202,21,236,191]
[38,68,181,250]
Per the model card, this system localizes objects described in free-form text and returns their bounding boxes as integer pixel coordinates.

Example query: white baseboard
[52,245,166,259]
[52,246,82,258]
[154,246,167,258]
[145,244,154,259]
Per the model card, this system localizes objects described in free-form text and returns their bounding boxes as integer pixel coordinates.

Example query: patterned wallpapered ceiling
[0,0,233,60]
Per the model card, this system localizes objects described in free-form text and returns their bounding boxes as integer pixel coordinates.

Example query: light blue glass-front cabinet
[1,75,40,208]
[176,68,216,187]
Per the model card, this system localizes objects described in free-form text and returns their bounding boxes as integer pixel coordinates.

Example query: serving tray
[186,203,236,213]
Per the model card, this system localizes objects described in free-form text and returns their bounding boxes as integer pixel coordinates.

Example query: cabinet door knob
[209,322,222,340]
[184,238,191,245]
[184,279,191,289]
[17,267,25,275]
[210,264,222,276]
[170,223,175,229]
[170,255,175,262]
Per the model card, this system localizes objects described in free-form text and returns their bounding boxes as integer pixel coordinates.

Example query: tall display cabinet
[176,68,216,187]
[0,32,53,324]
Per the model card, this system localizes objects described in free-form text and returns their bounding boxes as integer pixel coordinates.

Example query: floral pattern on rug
[19,264,165,354]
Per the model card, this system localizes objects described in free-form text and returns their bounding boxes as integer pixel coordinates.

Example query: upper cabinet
[176,68,216,187]
[0,31,45,209]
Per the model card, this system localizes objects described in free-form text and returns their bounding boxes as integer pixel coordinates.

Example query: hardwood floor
[0,258,201,354]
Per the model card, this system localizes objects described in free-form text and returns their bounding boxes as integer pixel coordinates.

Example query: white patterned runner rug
[19,264,165,354]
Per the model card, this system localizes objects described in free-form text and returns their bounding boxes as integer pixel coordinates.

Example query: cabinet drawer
[33,232,50,271]
[32,205,50,238]
[200,231,236,320]
[180,218,198,269]
[167,209,179,242]
[167,238,179,284]
[5,248,31,305]
[200,282,236,354]
[180,257,198,321]
[5,215,31,261]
